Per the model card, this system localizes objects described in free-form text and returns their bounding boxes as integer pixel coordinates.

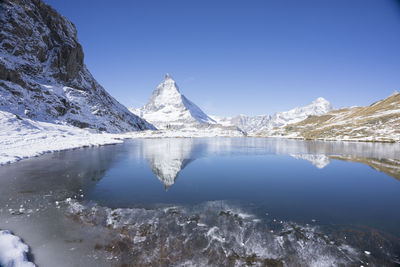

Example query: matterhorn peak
[132,74,216,129]
[315,97,327,102]
[158,73,180,93]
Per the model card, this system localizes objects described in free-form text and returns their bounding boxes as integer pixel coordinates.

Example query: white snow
[271,97,332,128]
[0,230,35,267]
[0,110,123,165]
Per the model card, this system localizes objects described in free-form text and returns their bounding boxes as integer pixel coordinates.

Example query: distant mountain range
[212,97,333,134]
[130,75,335,135]
[129,73,400,143]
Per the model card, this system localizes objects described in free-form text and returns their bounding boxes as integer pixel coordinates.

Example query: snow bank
[0,110,123,165]
[0,230,35,267]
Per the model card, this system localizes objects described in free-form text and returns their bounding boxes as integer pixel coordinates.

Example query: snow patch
[0,230,35,267]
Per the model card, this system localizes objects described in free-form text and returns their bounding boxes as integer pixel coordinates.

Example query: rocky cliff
[0,0,155,132]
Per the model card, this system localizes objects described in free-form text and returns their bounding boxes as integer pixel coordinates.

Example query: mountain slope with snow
[213,97,333,134]
[0,0,154,133]
[268,91,400,142]
[271,97,333,128]
[130,74,216,129]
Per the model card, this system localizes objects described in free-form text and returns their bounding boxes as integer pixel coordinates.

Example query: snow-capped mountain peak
[164,73,173,80]
[131,74,216,129]
[212,97,333,134]
[271,97,333,127]
[144,74,182,111]
[311,97,332,111]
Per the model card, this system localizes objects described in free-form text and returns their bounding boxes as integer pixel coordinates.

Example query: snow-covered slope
[0,110,123,165]
[271,97,333,128]
[213,97,332,134]
[269,91,400,142]
[231,114,272,134]
[130,74,215,129]
[0,0,154,133]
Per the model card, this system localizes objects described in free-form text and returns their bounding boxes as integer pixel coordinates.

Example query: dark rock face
[0,0,155,132]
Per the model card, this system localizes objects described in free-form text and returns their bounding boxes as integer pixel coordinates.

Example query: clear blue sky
[44,0,400,116]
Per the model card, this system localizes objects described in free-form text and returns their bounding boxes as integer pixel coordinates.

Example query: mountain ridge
[213,97,333,134]
[265,91,400,142]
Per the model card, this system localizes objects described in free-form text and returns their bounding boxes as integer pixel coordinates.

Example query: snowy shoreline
[0,110,124,166]
[0,110,244,166]
[251,135,399,144]
[1,109,399,167]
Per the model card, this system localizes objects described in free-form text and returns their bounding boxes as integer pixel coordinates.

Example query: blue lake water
[86,138,400,234]
[0,137,399,266]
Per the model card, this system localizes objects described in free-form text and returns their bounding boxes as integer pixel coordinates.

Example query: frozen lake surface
[0,138,399,266]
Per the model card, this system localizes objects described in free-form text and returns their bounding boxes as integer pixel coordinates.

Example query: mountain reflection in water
[138,138,400,189]
[0,138,399,266]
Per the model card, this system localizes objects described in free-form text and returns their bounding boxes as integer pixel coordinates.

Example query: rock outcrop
[0,0,155,132]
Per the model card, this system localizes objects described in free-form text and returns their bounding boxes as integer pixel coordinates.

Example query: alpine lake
[0,138,399,266]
